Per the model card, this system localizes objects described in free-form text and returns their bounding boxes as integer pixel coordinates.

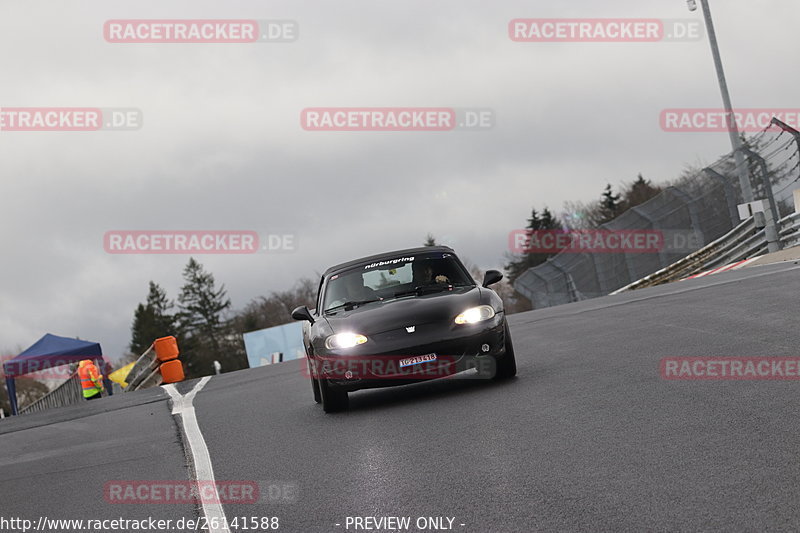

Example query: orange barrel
[160,359,185,384]
[154,336,180,362]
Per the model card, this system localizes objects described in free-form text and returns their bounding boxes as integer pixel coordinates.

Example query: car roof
[323,246,457,276]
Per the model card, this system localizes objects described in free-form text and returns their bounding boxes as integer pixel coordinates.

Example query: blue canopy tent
[3,333,112,415]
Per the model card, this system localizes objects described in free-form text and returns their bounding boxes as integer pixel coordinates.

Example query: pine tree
[539,207,559,230]
[622,174,661,210]
[178,259,231,337]
[505,207,563,283]
[526,208,541,231]
[129,281,178,356]
[130,303,156,356]
[597,184,622,225]
[177,258,233,377]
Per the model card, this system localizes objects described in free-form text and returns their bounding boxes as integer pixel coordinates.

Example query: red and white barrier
[681,257,761,281]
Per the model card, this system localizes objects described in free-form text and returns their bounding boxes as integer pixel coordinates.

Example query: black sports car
[291,246,517,412]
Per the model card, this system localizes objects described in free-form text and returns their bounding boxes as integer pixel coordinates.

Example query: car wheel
[308,360,322,403]
[319,376,349,413]
[493,322,517,380]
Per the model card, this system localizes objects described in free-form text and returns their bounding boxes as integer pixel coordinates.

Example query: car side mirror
[482,270,503,287]
[291,306,315,324]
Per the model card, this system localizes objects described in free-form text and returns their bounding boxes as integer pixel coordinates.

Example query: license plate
[399,353,437,368]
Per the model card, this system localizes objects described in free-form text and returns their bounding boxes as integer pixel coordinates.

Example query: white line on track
[164,377,229,533]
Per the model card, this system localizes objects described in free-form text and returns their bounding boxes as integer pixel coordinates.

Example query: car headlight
[454,305,496,324]
[325,332,368,350]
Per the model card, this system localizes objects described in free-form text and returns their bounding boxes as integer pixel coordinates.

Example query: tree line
[127,258,315,379]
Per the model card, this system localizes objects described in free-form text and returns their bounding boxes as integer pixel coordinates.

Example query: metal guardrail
[609,218,756,293]
[19,372,83,414]
[779,212,800,248]
[124,345,162,391]
[612,211,800,294]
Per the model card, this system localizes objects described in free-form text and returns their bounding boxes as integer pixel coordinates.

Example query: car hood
[323,286,484,335]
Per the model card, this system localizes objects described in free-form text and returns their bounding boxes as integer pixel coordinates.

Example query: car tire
[493,322,517,380]
[319,377,349,413]
[308,360,322,403]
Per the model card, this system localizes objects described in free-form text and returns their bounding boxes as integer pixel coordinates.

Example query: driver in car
[412,261,451,285]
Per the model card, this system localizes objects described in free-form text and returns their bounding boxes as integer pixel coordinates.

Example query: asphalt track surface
[2,260,800,532]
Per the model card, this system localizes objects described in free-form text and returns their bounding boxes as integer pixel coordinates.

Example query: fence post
[770,117,800,151]
[584,253,609,295]
[738,147,781,252]
[598,218,638,292]
[739,147,780,222]
[548,260,578,303]
[630,205,670,269]
[703,167,740,228]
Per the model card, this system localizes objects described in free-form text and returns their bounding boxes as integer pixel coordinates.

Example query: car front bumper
[313,316,507,392]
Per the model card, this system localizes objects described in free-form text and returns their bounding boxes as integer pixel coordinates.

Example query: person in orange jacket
[78,359,104,401]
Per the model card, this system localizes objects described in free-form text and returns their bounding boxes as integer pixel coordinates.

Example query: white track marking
[164,377,228,533]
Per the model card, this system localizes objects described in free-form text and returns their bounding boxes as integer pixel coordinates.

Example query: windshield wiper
[392,284,453,299]
[325,299,381,313]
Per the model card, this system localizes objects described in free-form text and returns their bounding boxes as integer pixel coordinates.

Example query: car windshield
[322,253,474,312]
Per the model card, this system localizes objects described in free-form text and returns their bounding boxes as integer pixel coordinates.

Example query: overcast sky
[1,0,798,363]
